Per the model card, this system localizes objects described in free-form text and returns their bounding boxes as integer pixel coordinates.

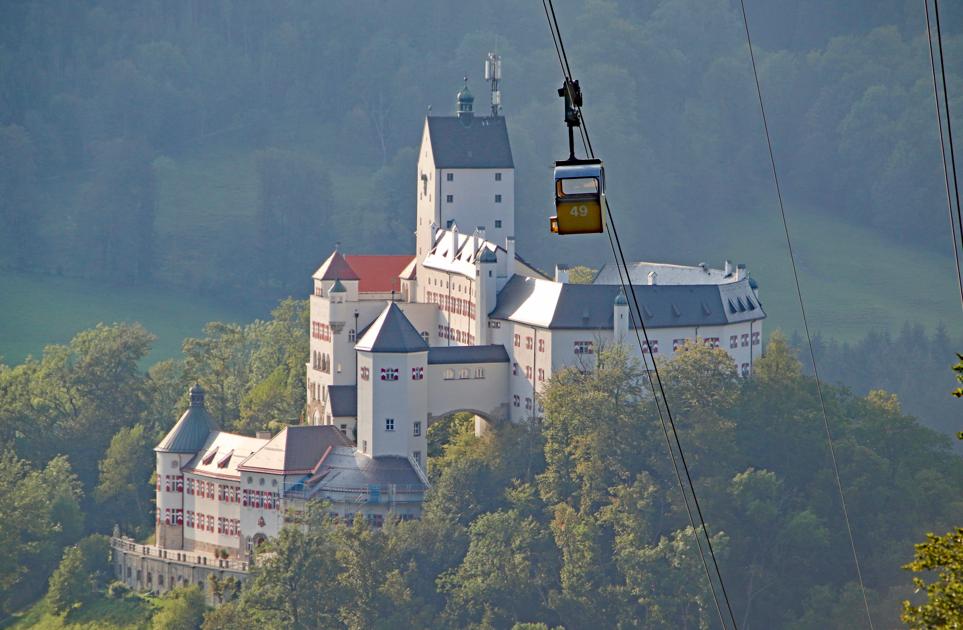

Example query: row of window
[446,194,503,203]
[439,325,475,344]
[513,335,545,352]
[427,291,476,319]
[511,363,546,382]
[312,351,332,373]
[445,172,503,182]
[162,475,183,493]
[312,322,332,342]
[442,368,485,380]
[512,396,544,413]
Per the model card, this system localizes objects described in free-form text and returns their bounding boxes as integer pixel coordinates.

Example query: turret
[456,79,474,123]
[614,289,629,343]
[155,384,219,549]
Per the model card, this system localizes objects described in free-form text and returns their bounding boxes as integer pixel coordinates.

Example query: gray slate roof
[427,116,514,169]
[238,426,354,474]
[328,385,358,417]
[307,447,424,489]
[355,303,430,353]
[427,345,510,365]
[155,404,220,453]
[489,275,765,329]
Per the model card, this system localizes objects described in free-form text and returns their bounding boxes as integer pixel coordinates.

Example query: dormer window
[201,447,219,466]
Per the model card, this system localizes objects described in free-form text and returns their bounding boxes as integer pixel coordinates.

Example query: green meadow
[0,270,270,367]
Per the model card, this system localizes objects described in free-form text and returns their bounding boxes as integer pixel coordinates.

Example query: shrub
[108,580,132,599]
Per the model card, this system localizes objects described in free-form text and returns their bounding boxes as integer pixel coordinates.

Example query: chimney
[476,226,486,242]
[256,431,271,440]
[725,260,733,276]
[451,224,459,262]
[555,264,569,283]
[648,271,657,285]
[737,264,746,280]
[506,236,515,275]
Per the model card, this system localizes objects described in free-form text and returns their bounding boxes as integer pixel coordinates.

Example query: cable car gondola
[550,78,606,235]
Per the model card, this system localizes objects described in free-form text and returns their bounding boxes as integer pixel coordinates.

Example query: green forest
[4,313,963,629]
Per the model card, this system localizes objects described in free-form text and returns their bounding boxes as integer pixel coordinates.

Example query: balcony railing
[110,537,248,572]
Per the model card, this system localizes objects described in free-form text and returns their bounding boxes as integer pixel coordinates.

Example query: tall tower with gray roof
[415,82,515,266]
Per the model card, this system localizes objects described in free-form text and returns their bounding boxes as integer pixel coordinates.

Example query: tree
[76,136,157,284]
[902,529,963,629]
[94,424,154,527]
[0,125,39,269]
[253,148,332,289]
[153,585,207,630]
[47,546,93,616]
[567,267,597,284]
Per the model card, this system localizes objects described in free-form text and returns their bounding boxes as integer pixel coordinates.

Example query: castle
[113,79,764,596]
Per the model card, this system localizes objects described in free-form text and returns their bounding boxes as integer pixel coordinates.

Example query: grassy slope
[0,270,269,367]
[2,596,156,630]
[692,200,963,342]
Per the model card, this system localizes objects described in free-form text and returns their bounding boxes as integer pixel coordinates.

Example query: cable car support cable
[924,0,963,316]
[539,3,738,628]
[733,1,875,628]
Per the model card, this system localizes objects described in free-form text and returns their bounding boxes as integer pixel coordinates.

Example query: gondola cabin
[551,159,606,235]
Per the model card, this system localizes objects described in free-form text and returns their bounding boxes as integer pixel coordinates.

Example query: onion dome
[615,288,628,306]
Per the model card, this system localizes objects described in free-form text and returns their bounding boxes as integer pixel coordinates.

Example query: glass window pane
[559,177,598,195]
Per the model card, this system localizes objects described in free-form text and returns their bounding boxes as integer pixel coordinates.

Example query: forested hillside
[0,0,959,290]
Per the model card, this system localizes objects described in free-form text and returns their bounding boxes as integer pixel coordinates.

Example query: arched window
[475,368,485,379]
[349,329,356,342]
[443,369,455,380]
[458,369,470,379]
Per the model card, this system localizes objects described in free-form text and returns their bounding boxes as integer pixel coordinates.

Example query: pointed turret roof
[155,385,220,453]
[355,303,429,353]
[313,251,360,281]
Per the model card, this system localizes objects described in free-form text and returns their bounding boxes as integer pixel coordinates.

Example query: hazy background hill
[0,0,961,423]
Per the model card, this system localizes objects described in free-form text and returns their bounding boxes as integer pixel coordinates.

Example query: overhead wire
[733,1,875,629]
[925,0,963,315]
[539,2,738,628]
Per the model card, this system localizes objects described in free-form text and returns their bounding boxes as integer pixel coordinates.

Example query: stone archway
[251,533,268,548]
[427,405,509,436]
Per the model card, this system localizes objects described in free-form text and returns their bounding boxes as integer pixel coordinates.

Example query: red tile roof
[313,252,360,281]
[344,255,416,293]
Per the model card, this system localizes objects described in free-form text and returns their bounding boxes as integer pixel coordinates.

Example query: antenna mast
[486,53,501,116]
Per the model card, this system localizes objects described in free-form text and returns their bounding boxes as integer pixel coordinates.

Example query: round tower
[154,384,219,549]
[614,288,629,343]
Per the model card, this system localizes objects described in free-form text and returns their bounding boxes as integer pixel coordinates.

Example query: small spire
[189,383,205,407]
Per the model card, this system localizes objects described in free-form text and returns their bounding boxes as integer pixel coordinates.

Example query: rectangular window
[741,362,750,377]
[413,422,421,437]
[673,339,685,352]
[447,173,453,181]
[730,335,738,349]
[642,340,659,354]
[513,395,520,407]
[362,440,367,453]
[512,363,518,376]
[413,451,422,466]
[381,368,399,381]
[386,418,394,431]
[495,194,502,203]
[525,366,533,379]
[526,336,533,349]
[495,220,502,228]
[412,366,424,380]
[538,339,545,352]
[514,334,521,347]
[752,332,761,345]
[704,337,720,348]
[525,398,533,410]
[495,172,502,181]
[446,195,453,203]
[475,368,485,378]
[360,366,370,380]
[741,334,750,347]
[538,368,545,381]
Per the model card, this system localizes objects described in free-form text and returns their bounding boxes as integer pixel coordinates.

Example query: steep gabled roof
[343,255,416,292]
[426,116,514,169]
[355,303,430,354]
[155,399,220,454]
[237,426,354,475]
[328,385,358,417]
[313,251,360,282]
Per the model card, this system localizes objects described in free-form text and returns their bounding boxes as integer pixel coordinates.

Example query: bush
[48,547,93,615]
[108,580,132,599]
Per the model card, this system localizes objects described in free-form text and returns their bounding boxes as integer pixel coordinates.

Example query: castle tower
[415,81,515,273]
[355,303,429,468]
[154,384,219,549]
[308,252,361,425]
